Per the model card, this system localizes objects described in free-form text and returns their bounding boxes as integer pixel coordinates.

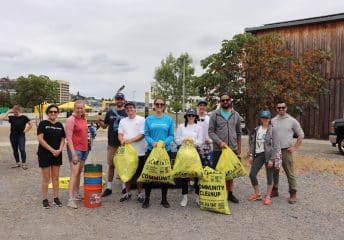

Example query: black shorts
[134,156,146,178]
[37,152,62,168]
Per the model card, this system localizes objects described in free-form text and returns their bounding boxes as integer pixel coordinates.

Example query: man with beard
[271,100,304,204]
[97,92,127,197]
[208,92,242,203]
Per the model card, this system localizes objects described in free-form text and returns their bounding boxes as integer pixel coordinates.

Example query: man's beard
[222,103,232,109]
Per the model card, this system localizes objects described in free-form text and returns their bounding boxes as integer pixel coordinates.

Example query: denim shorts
[67,149,89,162]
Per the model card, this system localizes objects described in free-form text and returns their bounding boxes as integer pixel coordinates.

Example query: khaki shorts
[107,145,118,166]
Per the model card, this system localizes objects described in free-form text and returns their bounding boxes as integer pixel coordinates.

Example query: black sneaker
[102,188,112,197]
[53,197,62,207]
[120,193,132,202]
[228,193,239,204]
[142,198,150,208]
[43,199,50,209]
[121,188,126,194]
[161,200,170,208]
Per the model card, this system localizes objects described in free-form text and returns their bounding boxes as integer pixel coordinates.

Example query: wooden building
[245,13,344,139]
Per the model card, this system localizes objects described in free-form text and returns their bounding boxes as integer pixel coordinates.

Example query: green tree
[152,53,196,113]
[15,74,59,120]
[196,33,330,135]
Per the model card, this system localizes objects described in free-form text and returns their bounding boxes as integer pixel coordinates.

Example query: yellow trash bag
[138,141,174,184]
[199,167,230,215]
[113,144,139,183]
[48,173,107,189]
[172,142,203,178]
[48,177,70,189]
[216,147,247,180]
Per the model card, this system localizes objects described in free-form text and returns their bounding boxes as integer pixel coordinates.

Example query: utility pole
[144,92,149,118]
[182,57,185,112]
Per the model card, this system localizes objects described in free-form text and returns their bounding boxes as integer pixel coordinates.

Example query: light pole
[182,57,185,112]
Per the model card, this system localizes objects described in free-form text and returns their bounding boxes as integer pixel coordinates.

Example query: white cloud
[0,0,343,100]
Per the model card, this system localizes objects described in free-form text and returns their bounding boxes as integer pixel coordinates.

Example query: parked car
[329,118,344,155]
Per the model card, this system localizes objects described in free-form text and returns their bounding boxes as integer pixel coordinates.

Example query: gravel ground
[0,127,343,240]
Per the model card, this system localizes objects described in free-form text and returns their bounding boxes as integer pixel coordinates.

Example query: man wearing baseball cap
[197,99,213,167]
[118,101,147,203]
[97,92,127,197]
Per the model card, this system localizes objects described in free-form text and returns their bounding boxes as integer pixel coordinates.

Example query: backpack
[111,108,124,132]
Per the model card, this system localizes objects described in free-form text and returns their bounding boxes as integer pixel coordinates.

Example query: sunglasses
[155,103,165,107]
[48,111,58,114]
[187,115,195,117]
[220,99,231,103]
[115,98,124,100]
[277,106,286,110]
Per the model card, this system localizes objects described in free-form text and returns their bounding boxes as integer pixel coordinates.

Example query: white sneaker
[67,199,78,209]
[195,195,199,206]
[180,194,188,207]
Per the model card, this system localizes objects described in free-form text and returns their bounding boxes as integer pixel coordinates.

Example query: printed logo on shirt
[256,130,266,149]
[45,126,63,131]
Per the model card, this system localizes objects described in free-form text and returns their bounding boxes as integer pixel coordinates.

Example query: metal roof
[245,13,344,33]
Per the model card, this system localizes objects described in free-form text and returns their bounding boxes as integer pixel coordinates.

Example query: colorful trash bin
[84,164,102,208]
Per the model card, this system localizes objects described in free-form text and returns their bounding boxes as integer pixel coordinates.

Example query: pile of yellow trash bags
[114,141,247,215]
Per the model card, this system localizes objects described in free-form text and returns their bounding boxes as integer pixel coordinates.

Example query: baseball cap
[124,101,136,108]
[197,99,208,106]
[260,110,271,118]
[115,92,125,99]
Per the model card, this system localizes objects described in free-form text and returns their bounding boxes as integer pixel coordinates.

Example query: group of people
[1,91,304,210]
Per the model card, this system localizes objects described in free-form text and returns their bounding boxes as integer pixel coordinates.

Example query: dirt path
[0,126,343,240]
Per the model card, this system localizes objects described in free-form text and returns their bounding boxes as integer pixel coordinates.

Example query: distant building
[245,13,344,139]
[56,80,70,103]
[0,77,17,95]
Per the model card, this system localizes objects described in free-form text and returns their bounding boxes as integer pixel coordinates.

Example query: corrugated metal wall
[256,21,344,139]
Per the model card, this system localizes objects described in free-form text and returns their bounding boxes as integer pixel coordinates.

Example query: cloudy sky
[1,0,343,101]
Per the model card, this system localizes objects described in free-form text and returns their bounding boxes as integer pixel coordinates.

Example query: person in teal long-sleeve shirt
[142,96,174,209]
[144,114,174,151]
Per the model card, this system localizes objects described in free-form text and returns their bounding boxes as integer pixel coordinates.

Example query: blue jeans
[67,149,89,162]
[10,133,26,163]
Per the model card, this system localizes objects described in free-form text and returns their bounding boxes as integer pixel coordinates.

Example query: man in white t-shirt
[197,99,213,166]
[118,101,147,203]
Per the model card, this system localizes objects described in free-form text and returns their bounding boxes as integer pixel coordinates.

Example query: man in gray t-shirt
[271,101,304,204]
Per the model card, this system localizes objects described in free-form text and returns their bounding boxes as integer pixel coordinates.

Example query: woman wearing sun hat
[175,108,202,207]
[248,110,280,205]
